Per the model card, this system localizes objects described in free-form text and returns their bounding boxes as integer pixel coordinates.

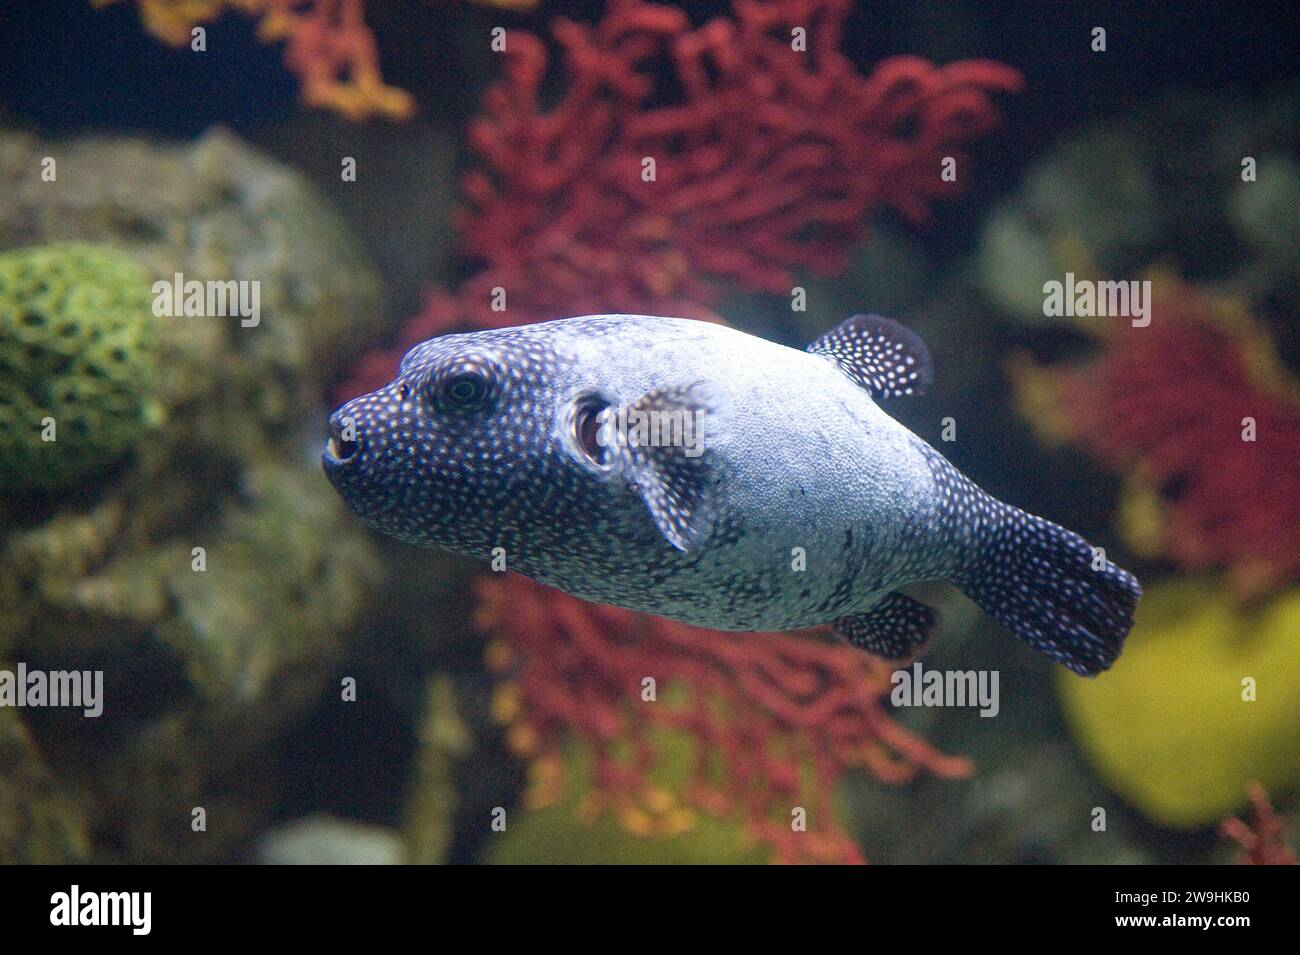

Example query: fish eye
[438,369,491,411]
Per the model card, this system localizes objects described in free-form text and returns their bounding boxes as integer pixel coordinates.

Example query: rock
[0,706,92,863]
[0,127,384,861]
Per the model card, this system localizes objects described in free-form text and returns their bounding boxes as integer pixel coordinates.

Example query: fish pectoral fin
[832,593,937,660]
[607,382,716,552]
[806,314,934,398]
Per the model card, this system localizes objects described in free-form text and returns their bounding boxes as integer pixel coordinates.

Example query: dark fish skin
[324,314,1141,675]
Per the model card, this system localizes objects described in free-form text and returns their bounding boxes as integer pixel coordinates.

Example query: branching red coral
[477,574,973,864]
[460,0,1021,308]
[1221,784,1297,865]
[1015,280,1300,596]
[96,0,415,120]
[338,0,1020,396]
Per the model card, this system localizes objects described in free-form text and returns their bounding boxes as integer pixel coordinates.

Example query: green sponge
[0,243,160,491]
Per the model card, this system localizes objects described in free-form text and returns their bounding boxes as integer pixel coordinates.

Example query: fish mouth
[324,418,359,463]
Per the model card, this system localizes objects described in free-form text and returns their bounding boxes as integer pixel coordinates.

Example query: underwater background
[0,0,1297,864]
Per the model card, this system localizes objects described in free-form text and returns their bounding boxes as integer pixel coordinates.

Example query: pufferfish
[324,314,1141,675]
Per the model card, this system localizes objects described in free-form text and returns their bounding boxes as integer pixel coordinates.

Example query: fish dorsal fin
[806,314,934,398]
[600,382,716,552]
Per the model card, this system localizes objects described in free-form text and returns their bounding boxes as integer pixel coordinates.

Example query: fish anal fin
[832,592,937,660]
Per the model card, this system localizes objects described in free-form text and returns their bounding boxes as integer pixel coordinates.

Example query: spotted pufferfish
[324,314,1141,675]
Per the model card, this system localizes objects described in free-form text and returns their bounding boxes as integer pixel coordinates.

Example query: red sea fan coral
[476,574,973,864]
[1221,784,1298,865]
[1015,280,1300,596]
[459,0,1022,309]
[337,0,1021,396]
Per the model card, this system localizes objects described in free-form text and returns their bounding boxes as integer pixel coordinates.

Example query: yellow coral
[1006,353,1078,446]
[1059,578,1300,826]
[484,739,768,864]
[1114,475,1167,560]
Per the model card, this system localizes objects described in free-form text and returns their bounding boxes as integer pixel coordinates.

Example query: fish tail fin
[952,498,1141,676]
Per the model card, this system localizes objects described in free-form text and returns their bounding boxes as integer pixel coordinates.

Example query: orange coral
[476,574,973,864]
[95,0,415,120]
